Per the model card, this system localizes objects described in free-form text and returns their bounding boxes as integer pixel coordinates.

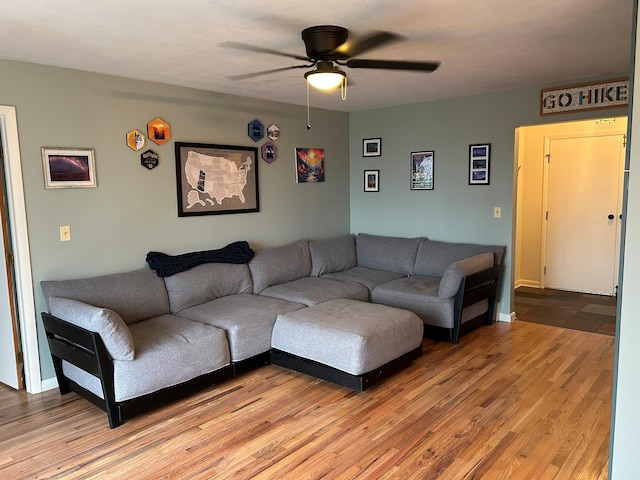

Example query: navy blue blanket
[146,240,254,277]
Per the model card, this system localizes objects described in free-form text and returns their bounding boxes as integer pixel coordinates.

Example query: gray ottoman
[271,298,423,390]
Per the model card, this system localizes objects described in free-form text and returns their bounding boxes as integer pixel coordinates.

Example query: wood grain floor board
[0,320,614,479]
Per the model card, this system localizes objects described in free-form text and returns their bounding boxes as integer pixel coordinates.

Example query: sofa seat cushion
[321,266,405,293]
[272,299,423,376]
[177,294,306,361]
[118,315,231,401]
[63,315,230,402]
[259,276,369,306]
[371,276,456,328]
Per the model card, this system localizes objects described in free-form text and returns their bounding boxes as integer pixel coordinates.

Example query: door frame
[539,131,626,291]
[0,106,41,393]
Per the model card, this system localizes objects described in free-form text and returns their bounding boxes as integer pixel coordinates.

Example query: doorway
[515,117,627,292]
[0,129,23,389]
[0,106,40,393]
[544,134,625,295]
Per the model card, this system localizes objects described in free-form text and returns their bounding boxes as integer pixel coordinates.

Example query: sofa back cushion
[414,239,506,277]
[41,268,170,325]
[355,233,421,275]
[249,239,312,294]
[48,297,135,361]
[164,263,253,313]
[309,235,357,276]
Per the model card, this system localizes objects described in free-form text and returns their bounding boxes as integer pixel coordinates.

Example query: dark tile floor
[514,286,617,336]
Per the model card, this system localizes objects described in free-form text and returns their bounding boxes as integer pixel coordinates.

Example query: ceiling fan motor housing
[301,25,348,59]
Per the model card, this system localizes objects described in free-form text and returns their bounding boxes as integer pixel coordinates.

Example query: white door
[0,133,22,389]
[545,134,625,295]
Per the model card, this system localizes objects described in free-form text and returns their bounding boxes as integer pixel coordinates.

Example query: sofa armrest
[48,297,135,361]
[438,252,495,299]
[41,311,121,427]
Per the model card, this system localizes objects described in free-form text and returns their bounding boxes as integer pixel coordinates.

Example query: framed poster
[295,148,325,183]
[410,150,434,190]
[469,144,491,185]
[362,138,381,157]
[174,142,259,216]
[41,147,97,189]
[364,169,379,192]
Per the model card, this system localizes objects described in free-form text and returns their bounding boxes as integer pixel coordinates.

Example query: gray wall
[349,88,628,317]
[0,59,351,380]
[610,3,640,476]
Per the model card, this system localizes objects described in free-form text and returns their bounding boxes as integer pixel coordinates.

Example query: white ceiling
[0,0,632,112]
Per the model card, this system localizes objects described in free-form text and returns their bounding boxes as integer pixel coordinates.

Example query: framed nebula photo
[41,147,97,189]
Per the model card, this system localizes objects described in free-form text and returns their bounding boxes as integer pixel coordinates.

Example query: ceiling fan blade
[334,31,401,59]
[345,58,440,72]
[228,64,312,81]
[220,41,310,62]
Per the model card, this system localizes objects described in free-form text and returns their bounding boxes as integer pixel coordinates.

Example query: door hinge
[545,211,549,220]
[546,154,551,163]
[6,251,14,265]
[544,266,547,275]
[16,351,23,365]
[623,135,627,148]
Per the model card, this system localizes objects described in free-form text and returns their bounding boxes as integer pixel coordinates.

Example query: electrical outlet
[59,225,71,242]
[493,207,502,218]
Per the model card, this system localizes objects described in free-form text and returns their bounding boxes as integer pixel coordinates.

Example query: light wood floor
[0,320,614,479]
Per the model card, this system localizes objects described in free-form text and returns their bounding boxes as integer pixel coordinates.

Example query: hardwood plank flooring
[0,321,614,479]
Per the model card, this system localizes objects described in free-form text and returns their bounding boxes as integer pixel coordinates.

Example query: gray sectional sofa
[41,233,504,428]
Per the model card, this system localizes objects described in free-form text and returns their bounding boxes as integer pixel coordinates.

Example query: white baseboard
[514,279,540,289]
[498,311,516,323]
[41,376,58,392]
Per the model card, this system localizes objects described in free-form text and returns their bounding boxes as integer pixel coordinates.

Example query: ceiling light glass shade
[305,69,346,90]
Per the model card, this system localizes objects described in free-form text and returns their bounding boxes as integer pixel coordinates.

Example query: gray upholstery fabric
[177,294,305,361]
[355,233,421,275]
[249,239,311,294]
[62,361,104,399]
[63,315,230,402]
[259,276,369,306]
[371,276,456,328]
[414,239,506,277]
[114,315,229,401]
[164,263,253,313]
[438,252,495,299]
[49,297,135,361]
[309,235,357,276]
[41,268,170,325]
[272,299,423,376]
[321,266,404,292]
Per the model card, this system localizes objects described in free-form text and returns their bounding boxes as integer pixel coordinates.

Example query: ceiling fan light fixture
[304,65,346,90]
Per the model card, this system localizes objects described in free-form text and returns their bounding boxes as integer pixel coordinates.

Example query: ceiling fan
[223,25,440,91]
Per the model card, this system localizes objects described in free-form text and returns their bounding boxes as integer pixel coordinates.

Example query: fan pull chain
[341,77,347,100]
[306,81,311,129]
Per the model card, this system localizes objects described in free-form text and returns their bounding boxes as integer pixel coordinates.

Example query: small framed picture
[41,147,97,189]
[469,143,491,185]
[410,150,434,190]
[364,169,380,192]
[363,138,381,157]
